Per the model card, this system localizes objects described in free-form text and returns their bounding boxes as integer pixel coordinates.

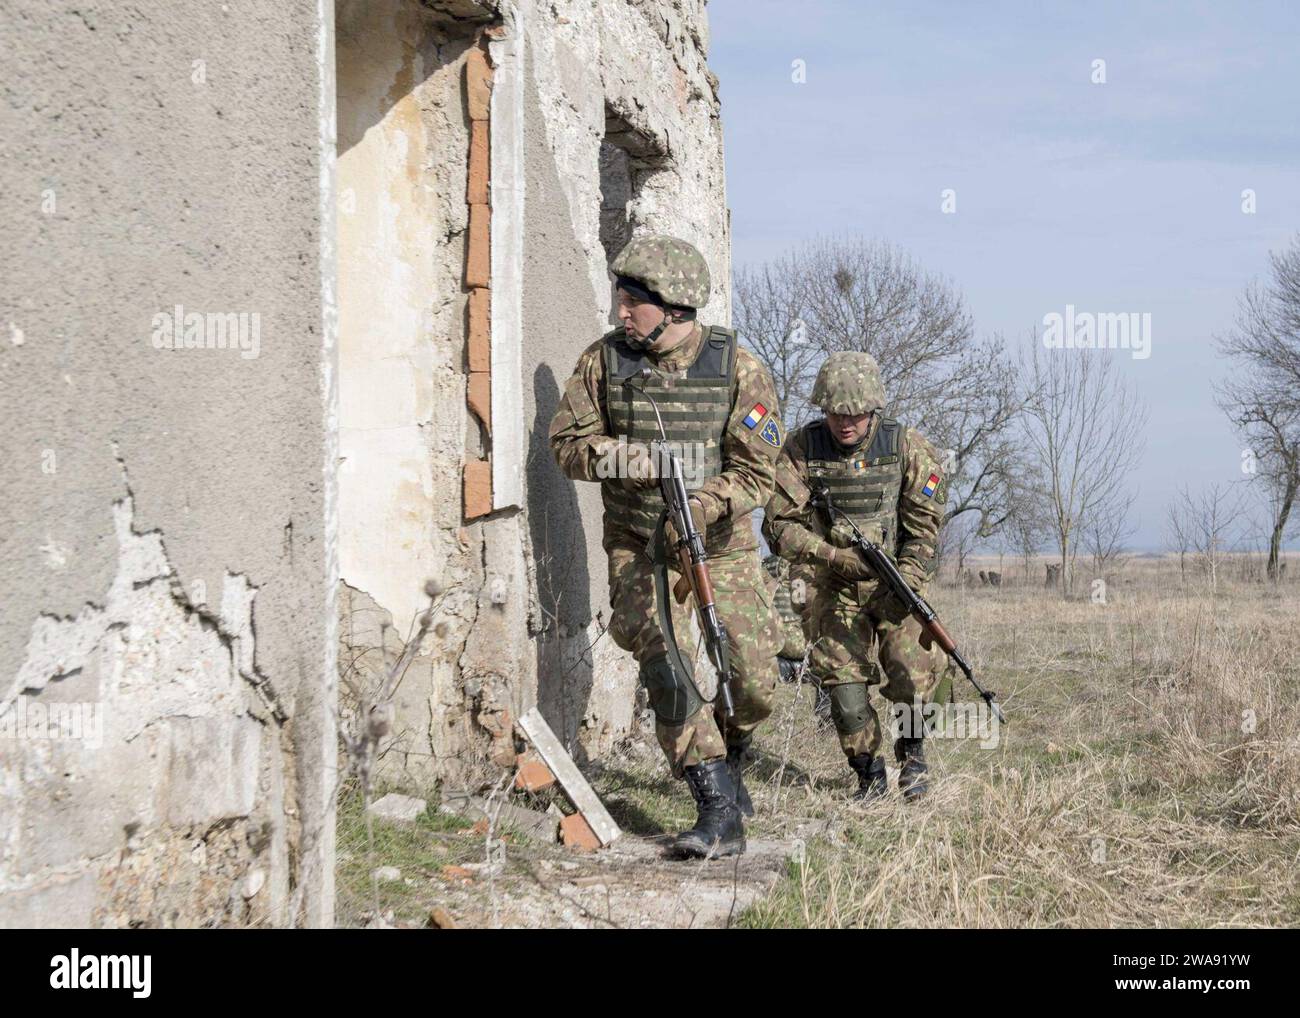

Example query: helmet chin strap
[632,308,674,349]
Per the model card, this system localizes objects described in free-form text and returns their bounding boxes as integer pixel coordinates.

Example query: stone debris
[367,793,429,825]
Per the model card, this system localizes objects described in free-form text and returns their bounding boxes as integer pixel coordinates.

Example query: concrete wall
[0,0,731,926]
[0,1,336,927]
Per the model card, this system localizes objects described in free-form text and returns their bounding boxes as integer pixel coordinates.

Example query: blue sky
[709,0,1300,549]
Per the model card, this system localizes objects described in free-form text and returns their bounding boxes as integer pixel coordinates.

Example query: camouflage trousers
[766,575,808,661]
[808,580,947,759]
[606,539,783,777]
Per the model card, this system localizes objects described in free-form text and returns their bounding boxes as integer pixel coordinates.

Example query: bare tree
[735,236,1028,542]
[1081,490,1137,577]
[1215,235,1300,580]
[1000,506,1044,584]
[920,334,1033,539]
[1020,342,1148,597]
[992,466,1051,584]
[734,256,822,428]
[1172,484,1247,594]
[938,510,981,581]
[796,237,975,418]
[1165,497,1194,584]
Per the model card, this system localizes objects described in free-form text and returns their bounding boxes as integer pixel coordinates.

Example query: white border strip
[311,0,339,929]
[488,1,527,510]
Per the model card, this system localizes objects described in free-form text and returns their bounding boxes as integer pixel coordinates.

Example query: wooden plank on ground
[517,707,622,846]
[439,789,560,844]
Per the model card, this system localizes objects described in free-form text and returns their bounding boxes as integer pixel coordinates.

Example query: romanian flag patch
[743,403,767,429]
[922,473,940,498]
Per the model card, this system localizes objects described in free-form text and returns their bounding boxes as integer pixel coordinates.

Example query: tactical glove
[664,498,708,550]
[826,546,873,581]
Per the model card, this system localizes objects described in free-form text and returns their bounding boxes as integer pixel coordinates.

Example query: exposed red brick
[466,47,493,122]
[560,813,600,852]
[464,459,492,519]
[467,287,490,372]
[465,203,490,288]
[467,370,491,435]
[514,753,557,793]
[467,119,490,205]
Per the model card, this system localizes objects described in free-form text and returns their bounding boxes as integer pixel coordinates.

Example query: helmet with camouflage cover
[811,351,885,415]
[611,234,711,310]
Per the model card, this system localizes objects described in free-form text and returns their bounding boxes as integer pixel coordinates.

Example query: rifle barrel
[811,485,1006,725]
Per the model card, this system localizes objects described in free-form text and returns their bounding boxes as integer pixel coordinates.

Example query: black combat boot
[672,760,746,859]
[895,736,928,801]
[777,656,801,683]
[726,738,755,818]
[848,752,888,802]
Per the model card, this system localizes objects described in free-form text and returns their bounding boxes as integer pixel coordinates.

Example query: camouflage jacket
[762,415,945,596]
[548,322,783,553]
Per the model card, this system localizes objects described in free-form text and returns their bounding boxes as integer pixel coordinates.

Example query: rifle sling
[649,512,705,702]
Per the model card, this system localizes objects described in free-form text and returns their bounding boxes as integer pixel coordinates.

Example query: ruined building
[1,0,731,927]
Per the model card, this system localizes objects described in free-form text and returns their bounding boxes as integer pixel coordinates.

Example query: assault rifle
[811,484,1006,724]
[624,370,735,717]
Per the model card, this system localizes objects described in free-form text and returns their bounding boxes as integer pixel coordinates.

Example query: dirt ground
[335,763,803,929]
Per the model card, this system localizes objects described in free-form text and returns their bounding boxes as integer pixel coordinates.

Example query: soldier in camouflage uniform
[762,351,948,801]
[549,235,785,857]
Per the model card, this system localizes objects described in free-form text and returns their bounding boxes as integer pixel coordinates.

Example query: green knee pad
[639,653,704,725]
[829,683,870,735]
[931,670,953,706]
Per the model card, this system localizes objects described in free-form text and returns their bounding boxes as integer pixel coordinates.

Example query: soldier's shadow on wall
[528,366,597,764]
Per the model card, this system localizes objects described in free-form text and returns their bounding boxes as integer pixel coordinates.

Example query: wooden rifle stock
[922,616,957,655]
[674,550,715,606]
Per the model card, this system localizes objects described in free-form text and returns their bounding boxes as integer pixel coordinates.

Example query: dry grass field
[731,555,1300,927]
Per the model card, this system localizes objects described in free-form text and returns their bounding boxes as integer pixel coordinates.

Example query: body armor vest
[602,325,737,538]
[805,417,905,555]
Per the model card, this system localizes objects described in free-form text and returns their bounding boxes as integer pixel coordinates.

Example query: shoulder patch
[760,417,783,448]
[921,472,947,504]
[742,403,768,430]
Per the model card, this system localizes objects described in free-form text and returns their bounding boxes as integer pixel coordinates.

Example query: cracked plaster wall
[1,2,335,927]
